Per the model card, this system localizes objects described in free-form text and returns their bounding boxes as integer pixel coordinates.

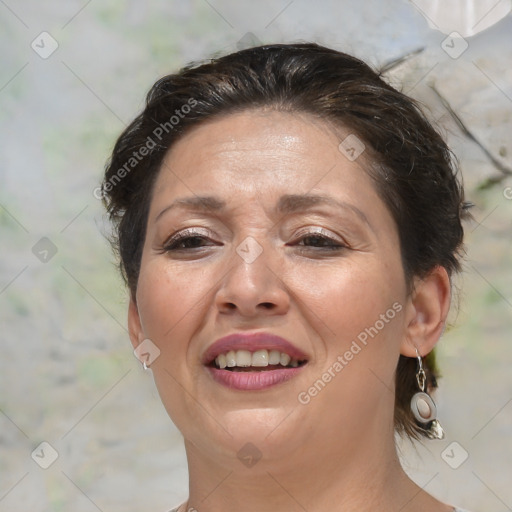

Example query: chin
[182,406,305,467]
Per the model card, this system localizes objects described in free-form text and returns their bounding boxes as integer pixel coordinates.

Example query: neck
[179,419,445,512]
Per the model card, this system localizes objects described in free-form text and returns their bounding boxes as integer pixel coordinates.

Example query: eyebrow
[277,194,371,227]
[155,196,226,221]
[155,193,371,229]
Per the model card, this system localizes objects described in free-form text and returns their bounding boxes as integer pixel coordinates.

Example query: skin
[128,110,453,512]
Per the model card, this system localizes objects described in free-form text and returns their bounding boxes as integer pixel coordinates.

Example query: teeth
[251,349,269,367]
[268,350,281,365]
[226,350,236,367]
[236,350,252,367]
[214,349,302,369]
[280,353,291,366]
[217,353,227,369]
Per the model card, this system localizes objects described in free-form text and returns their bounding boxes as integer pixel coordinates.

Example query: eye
[163,228,217,251]
[291,228,347,251]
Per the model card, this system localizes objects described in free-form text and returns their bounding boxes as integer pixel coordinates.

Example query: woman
[102,43,472,512]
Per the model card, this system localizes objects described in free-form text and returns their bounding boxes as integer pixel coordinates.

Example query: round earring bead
[411,391,437,423]
[417,397,431,419]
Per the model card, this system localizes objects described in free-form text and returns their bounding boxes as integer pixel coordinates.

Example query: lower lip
[207,366,305,390]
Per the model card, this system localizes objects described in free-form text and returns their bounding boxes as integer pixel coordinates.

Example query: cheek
[135,261,211,428]
[136,259,209,342]
[292,255,405,346]
[293,259,406,429]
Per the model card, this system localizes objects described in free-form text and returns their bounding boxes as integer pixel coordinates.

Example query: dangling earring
[410,349,445,440]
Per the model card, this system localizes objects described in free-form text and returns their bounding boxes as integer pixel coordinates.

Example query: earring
[410,349,445,440]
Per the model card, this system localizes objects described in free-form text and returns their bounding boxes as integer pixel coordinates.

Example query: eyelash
[290,228,346,252]
[293,233,346,251]
[163,229,346,252]
[163,228,215,251]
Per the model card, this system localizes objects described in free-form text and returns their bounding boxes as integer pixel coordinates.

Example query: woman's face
[130,110,412,467]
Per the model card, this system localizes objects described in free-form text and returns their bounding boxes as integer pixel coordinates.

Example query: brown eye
[290,228,347,252]
[163,228,217,252]
[297,234,344,249]
[165,235,211,251]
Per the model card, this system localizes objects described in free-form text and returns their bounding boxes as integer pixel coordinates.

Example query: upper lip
[202,332,309,365]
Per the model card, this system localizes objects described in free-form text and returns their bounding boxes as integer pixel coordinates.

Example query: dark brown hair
[102,43,470,439]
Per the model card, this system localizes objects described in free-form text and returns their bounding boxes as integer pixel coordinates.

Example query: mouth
[202,332,309,390]
[208,349,308,371]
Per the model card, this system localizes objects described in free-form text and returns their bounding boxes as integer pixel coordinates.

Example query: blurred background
[1,1,511,511]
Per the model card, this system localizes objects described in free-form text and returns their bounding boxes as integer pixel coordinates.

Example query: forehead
[150,109,377,206]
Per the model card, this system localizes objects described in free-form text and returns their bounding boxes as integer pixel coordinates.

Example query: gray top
[169,507,471,511]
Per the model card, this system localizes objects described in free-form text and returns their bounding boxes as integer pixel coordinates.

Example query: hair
[102,42,471,440]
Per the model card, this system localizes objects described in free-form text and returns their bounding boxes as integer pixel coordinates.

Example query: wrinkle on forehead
[148,109,383,232]
[156,110,345,196]
[170,109,341,160]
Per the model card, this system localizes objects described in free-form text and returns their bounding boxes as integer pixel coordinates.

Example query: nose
[215,240,290,318]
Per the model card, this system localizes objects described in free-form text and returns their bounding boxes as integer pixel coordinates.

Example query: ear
[400,266,451,357]
[128,296,145,350]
